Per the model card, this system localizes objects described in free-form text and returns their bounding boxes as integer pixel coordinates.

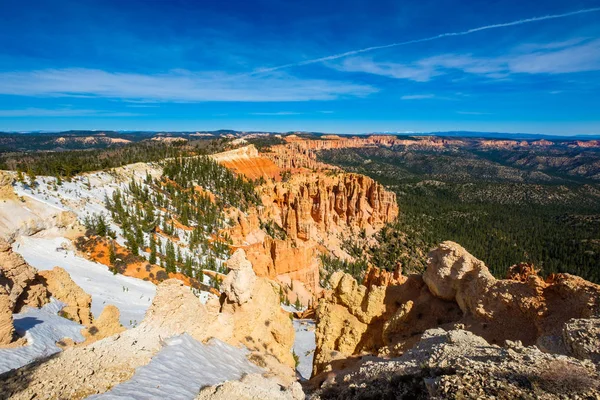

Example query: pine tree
[165,241,176,273]
[96,214,107,237]
[16,169,25,184]
[26,169,36,187]
[149,234,157,264]
[108,241,117,265]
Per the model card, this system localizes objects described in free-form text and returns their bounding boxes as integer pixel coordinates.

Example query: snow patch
[14,236,156,328]
[89,334,263,400]
[293,319,315,380]
[0,301,84,374]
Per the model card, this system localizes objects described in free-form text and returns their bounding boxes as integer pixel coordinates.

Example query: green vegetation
[319,146,600,283]
[162,155,261,211]
[319,253,368,286]
[0,138,231,178]
[94,154,260,284]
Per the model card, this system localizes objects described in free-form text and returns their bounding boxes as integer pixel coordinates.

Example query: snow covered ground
[14,236,156,328]
[0,301,84,374]
[293,319,316,380]
[89,334,263,400]
[13,166,228,276]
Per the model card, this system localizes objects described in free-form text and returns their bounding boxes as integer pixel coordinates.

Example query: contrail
[252,7,600,74]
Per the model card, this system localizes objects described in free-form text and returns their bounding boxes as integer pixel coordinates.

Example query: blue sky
[0,0,599,134]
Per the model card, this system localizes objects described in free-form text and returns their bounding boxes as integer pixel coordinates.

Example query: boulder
[0,239,37,307]
[82,305,125,344]
[222,277,296,368]
[222,249,256,304]
[423,241,494,302]
[563,318,600,364]
[313,241,600,376]
[0,239,37,346]
[309,328,600,399]
[313,271,462,376]
[38,267,92,326]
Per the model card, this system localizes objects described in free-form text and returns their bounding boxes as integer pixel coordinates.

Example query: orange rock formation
[213,146,399,301]
[313,241,600,375]
[211,145,282,180]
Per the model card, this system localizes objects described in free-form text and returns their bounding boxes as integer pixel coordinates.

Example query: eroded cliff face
[216,146,399,302]
[313,241,600,376]
[273,173,397,241]
[0,240,36,344]
[211,145,282,181]
[235,172,397,298]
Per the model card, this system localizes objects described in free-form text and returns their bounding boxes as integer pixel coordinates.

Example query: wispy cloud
[0,108,143,117]
[456,111,491,115]
[401,94,436,100]
[126,104,160,108]
[336,38,600,81]
[249,111,302,115]
[0,68,377,102]
[253,7,600,73]
[337,58,439,82]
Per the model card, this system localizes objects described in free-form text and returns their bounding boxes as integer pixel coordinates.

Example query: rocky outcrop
[234,171,397,299]
[423,241,493,302]
[424,241,600,346]
[0,260,296,399]
[38,267,93,326]
[0,240,37,345]
[212,145,282,180]
[82,305,125,344]
[272,173,397,241]
[563,318,600,364]
[313,271,462,376]
[362,265,406,287]
[309,328,600,399]
[0,287,13,345]
[15,275,50,311]
[220,250,296,367]
[243,236,321,292]
[196,373,304,400]
[222,249,256,304]
[313,241,600,377]
[0,240,36,307]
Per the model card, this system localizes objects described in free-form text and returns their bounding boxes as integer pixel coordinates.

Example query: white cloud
[333,38,600,81]
[401,94,435,100]
[337,58,439,82]
[253,7,600,73]
[0,108,142,117]
[249,111,302,115]
[456,111,491,115]
[0,68,377,102]
[508,39,600,74]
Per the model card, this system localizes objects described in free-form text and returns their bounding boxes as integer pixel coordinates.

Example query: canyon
[0,134,599,399]
[214,145,398,302]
